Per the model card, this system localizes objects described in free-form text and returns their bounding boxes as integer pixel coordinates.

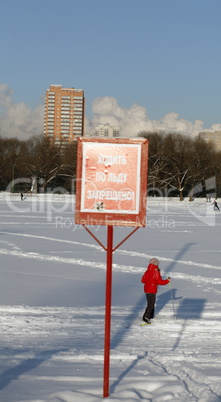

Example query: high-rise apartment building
[44,84,85,145]
[199,131,221,151]
[94,123,120,138]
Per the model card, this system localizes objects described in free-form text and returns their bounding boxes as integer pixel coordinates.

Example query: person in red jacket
[141,258,170,324]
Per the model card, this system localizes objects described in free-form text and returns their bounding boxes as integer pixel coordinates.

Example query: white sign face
[75,137,148,227]
[80,142,141,214]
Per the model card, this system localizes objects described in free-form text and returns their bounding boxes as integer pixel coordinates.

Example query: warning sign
[75,137,148,227]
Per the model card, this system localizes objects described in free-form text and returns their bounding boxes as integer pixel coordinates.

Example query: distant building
[94,123,120,138]
[44,84,85,145]
[199,131,221,151]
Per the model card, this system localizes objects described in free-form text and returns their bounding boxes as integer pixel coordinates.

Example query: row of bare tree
[0,136,77,193]
[0,132,220,198]
[140,132,220,200]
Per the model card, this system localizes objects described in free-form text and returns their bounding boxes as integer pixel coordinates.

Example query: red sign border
[75,137,148,227]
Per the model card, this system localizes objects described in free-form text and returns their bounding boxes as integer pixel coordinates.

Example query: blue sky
[0,0,221,139]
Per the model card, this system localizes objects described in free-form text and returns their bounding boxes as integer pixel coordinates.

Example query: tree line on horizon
[140,131,221,200]
[0,132,220,199]
[0,135,77,193]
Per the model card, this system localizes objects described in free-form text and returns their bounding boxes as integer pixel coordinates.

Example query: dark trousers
[143,293,156,319]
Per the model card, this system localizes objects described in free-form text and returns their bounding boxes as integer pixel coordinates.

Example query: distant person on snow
[213,199,220,210]
[21,193,24,201]
[141,258,170,324]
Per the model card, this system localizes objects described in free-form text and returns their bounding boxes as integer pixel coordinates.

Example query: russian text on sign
[98,154,127,165]
[87,190,134,201]
[95,172,128,184]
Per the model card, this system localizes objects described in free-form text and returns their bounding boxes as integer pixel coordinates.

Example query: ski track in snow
[1,230,221,274]
[1,231,221,296]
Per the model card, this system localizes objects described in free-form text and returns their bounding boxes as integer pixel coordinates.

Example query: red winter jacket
[141,263,169,293]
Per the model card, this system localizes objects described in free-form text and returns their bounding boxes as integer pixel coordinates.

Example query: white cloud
[0,84,44,140]
[210,123,221,131]
[86,97,208,138]
[86,96,150,137]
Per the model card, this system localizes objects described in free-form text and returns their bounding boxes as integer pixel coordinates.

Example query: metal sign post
[75,137,148,398]
[103,225,113,397]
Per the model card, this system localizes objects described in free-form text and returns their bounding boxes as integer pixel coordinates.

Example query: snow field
[0,193,221,401]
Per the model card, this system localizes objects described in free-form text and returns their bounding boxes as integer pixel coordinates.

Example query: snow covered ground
[0,192,221,401]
